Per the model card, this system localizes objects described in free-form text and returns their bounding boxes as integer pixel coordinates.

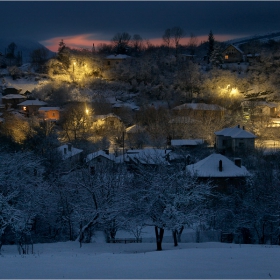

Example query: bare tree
[188,33,198,55]
[112,32,131,54]
[59,102,93,142]
[162,28,172,52]
[131,34,144,54]
[171,26,184,55]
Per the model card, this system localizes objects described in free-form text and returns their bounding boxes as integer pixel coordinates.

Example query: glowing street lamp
[73,61,76,73]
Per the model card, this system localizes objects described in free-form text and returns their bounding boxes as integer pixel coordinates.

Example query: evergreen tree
[207,30,215,63]
[210,44,224,67]
[57,39,70,69]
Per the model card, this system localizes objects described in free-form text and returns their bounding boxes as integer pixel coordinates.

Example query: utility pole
[123,131,125,162]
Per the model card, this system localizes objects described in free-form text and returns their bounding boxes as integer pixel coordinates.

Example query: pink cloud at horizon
[41,34,109,52]
[41,33,243,52]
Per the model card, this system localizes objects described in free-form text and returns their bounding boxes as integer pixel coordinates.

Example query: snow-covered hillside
[0,37,54,63]
[226,31,280,46]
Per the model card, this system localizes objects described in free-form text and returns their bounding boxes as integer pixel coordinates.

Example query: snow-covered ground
[1,240,280,278]
[1,75,46,94]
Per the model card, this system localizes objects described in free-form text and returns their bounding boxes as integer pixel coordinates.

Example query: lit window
[23,106,26,111]
[225,55,229,60]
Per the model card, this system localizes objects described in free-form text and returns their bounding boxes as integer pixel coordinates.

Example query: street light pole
[73,61,76,81]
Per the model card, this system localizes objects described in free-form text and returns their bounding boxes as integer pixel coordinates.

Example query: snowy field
[1,240,280,279]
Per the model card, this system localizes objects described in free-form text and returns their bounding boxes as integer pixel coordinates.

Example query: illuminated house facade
[92,113,124,132]
[38,107,61,121]
[222,44,245,63]
[18,99,47,116]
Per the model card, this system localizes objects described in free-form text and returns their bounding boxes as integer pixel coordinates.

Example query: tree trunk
[172,230,178,247]
[155,226,164,251]
[178,226,184,242]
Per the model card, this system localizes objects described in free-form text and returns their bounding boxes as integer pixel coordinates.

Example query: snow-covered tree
[0,150,47,253]
[61,162,132,244]
[127,164,213,250]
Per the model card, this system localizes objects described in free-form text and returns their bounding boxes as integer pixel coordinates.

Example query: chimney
[237,124,240,128]
[243,126,245,130]
[219,160,223,172]
[67,143,72,152]
[234,158,242,167]
[103,149,109,155]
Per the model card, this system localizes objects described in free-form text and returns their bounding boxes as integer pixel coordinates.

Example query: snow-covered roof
[17,99,47,106]
[127,149,172,165]
[5,85,22,90]
[223,44,244,54]
[113,102,139,111]
[38,107,61,111]
[57,144,83,160]
[215,125,257,139]
[94,113,121,121]
[186,153,250,178]
[86,150,115,163]
[246,53,260,57]
[105,54,130,60]
[1,94,27,100]
[115,154,129,164]
[241,100,277,108]
[171,139,204,146]
[173,103,225,111]
[126,124,145,133]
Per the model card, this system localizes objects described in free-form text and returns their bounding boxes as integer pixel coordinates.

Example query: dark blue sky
[1,1,280,50]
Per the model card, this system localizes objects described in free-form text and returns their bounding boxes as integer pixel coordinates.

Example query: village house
[241,100,278,120]
[125,148,172,169]
[173,103,225,120]
[92,113,124,132]
[18,99,47,116]
[104,54,130,68]
[1,94,27,109]
[2,86,22,96]
[222,44,245,63]
[168,116,200,139]
[215,125,257,154]
[86,150,116,166]
[38,107,61,121]
[186,153,250,191]
[57,143,83,170]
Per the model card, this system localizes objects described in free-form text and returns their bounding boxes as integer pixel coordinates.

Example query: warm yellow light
[23,106,26,111]
[85,108,89,115]
[230,88,238,94]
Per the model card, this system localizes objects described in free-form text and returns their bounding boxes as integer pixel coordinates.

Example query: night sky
[1,1,280,51]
